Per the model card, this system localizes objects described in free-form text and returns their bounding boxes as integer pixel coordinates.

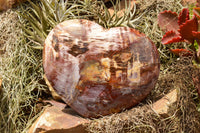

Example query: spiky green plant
[78,0,145,28]
[18,0,88,48]
[18,0,144,48]
[18,0,183,63]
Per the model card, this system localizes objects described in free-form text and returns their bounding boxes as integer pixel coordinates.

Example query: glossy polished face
[43,19,160,118]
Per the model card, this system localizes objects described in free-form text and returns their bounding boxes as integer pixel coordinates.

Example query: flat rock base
[29,89,177,133]
[28,103,89,133]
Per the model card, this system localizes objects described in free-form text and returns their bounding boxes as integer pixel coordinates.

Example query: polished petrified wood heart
[43,19,160,118]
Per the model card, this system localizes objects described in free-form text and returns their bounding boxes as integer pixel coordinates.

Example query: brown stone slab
[152,89,177,116]
[28,102,89,133]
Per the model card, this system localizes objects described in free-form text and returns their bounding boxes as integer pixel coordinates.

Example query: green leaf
[194,40,199,52]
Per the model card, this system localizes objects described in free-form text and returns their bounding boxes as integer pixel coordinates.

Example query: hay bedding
[0,10,46,133]
[0,0,200,133]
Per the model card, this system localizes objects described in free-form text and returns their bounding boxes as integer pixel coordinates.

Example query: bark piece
[152,89,177,116]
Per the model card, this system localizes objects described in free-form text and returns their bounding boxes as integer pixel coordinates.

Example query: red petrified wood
[43,19,160,118]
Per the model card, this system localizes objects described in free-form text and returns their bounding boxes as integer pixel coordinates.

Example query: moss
[0,10,45,133]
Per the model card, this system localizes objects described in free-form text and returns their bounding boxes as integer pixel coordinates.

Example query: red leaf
[158,10,179,33]
[178,8,190,26]
[197,0,200,7]
[161,31,182,44]
[192,31,200,40]
[170,49,192,56]
[193,7,200,19]
[179,16,198,43]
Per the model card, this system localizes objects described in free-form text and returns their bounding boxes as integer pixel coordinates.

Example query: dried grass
[0,10,46,133]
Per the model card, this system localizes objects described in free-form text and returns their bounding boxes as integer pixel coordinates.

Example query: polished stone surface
[43,19,160,118]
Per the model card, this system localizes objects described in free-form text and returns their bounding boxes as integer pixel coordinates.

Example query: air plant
[158,1,200,63]
[18,0,143,49]
[18,0,86,49]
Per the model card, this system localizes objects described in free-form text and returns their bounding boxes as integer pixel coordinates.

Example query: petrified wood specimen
[43,19,160,118]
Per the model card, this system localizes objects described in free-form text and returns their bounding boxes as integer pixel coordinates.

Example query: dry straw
[0,10,45,133]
